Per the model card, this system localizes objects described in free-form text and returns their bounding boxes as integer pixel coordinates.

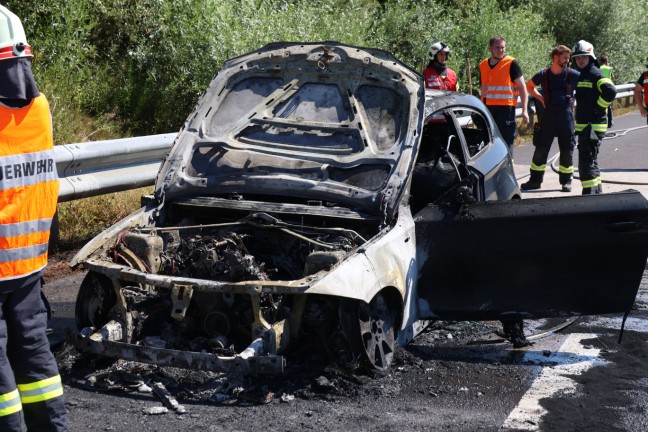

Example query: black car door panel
[414,190,648,320]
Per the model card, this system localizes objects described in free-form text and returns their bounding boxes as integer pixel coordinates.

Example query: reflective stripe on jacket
[423,66,458,91]
[479,56,519,107]
[0,95,58,280]
[574,64,616,133]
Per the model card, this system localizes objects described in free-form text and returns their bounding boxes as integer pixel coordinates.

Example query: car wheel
[339,292,397,373]
[75,271,117,330]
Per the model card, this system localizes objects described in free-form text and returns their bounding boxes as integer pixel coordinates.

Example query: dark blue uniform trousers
[0,273,67,431]
[528,105,575,185]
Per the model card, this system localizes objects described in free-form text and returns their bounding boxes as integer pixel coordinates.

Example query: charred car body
[70,42,648,374]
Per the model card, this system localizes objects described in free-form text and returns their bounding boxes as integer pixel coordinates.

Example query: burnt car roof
[423,89,492,118]
[155,42,425,221]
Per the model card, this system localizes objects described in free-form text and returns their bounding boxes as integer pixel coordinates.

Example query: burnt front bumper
[67,331,285,375]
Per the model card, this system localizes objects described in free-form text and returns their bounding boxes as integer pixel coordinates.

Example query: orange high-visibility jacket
[479,56,519,107]
[0,95,58,280]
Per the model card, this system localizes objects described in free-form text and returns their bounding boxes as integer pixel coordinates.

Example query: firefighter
[479,35,529,155]
[634,56,648,125]
[0,5,68,431]
[422,42,458,91]
[571,40,616,195]
[521,45,580,193]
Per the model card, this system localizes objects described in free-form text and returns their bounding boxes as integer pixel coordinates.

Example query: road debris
[150,381,187,414]
[280,393,295,403]
[143,406,169,415]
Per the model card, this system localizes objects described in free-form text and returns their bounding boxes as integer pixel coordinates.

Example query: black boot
[500,319,532,348]
[559,173,573,193]
[521,171,543,191]
[521,181,542,191]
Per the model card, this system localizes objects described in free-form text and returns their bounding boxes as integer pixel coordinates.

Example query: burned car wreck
[70,42,648,375]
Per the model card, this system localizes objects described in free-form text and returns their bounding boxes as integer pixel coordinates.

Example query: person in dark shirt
[521,45,580,193]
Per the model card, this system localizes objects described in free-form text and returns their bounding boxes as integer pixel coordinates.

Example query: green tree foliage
[8,0,379,137]
[448,1,554,95]
[534,0,647,83]
[5,0,645,141]
[368,1,554,95]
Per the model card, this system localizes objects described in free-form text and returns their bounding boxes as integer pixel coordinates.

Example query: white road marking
[584,316,648,333]
[501,313,648,431]
[634,290,648,306]
[500,333,607,431]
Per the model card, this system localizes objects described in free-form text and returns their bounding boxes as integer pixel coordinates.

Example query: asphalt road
[513,110,648,198]
[42,269,648,432]
[41,110,648,431]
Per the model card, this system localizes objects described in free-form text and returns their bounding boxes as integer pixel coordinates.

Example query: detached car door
[415,190,648,320]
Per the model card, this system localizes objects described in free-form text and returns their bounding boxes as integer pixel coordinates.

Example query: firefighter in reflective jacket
[571,40,616,195]
[422,42,458,91]
[634,56,648,125]
[0,5,68,431]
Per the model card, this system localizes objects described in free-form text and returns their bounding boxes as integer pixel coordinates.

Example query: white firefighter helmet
[571,40,596,60]
[0,5,33,61]
[429,42,451,59]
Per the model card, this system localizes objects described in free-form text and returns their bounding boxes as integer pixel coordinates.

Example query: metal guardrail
[55,133,176,202]
[517,82,636,118]
[56,83,638,202]
[614,83,637,99]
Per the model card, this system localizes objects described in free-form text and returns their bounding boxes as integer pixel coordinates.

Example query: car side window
[416,114,449,164]
[410,112,467,211]
[451,108,491,158]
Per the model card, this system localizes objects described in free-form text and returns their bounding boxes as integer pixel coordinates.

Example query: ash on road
[42,254,648,432]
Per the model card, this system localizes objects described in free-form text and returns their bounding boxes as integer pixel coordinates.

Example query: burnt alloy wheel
[339,292,397,373]
[75,271,117,330]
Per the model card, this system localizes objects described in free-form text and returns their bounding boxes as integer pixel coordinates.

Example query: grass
[57,187,153,249]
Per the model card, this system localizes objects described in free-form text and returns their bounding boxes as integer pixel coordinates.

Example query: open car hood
[155,42,425,221]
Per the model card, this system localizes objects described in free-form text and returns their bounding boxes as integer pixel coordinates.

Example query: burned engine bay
[72,198,382,375]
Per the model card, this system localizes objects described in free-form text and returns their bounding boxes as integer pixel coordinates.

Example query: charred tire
[75,271,117,330]
[339,292,398,374]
